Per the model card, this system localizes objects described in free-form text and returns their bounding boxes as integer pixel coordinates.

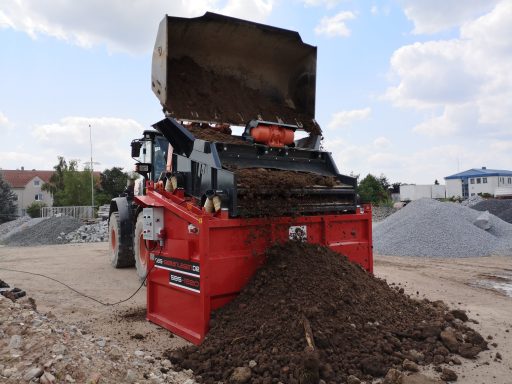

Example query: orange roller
[250,125,295,147]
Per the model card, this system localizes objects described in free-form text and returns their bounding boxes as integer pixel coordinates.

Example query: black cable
[0,265,155,306]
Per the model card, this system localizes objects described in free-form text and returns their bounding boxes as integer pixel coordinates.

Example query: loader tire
[134,213,150,282]
[109,211,135,268]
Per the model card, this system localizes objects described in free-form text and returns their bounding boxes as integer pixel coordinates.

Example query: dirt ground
[0,243,189,358]
[374,254,512,383]
[0,243,511,383]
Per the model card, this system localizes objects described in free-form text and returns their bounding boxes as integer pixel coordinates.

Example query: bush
[358,174,389,205]
[26,201,47,218]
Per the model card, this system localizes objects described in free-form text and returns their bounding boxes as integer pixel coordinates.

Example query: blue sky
[1,0,511,184]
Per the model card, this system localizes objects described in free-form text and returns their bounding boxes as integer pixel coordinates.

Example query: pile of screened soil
[185,124,250,146]
[232,168,352,217]
[167,57,321,135]
[166,242,487,383]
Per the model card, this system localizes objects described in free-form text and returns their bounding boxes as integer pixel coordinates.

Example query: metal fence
[41,206,94,219]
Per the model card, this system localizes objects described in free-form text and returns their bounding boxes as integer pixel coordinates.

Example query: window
[470,178,475,184]
[34,193,43,201]
[483,178,487,183]
[471,193,475,196]
[477,178,481,184]
[33,179,40,186]
[509,177,512,184]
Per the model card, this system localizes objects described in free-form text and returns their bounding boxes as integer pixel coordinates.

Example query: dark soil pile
[231,168,351,217]
[185,124,250,146]
[472,199,512,224]
[166,242,487,383]
[167,57,321,135]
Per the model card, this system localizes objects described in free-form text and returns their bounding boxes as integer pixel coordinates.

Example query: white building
[0,169,54,216]
[445,167,512,199]
[399,184,446,201]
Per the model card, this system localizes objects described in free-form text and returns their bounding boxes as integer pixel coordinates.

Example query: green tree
[26,201,46,218]
[358,174,389,205]
[95,167,129,205]
[378,173,390,191]
[0,174,17,223]
[42,156,67,196]
[43,157,100,206]
[391,182,401,194]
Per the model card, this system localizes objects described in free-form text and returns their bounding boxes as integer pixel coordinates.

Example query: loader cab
[131,130,170,190]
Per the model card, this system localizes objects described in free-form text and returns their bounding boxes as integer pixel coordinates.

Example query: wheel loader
[108,12,372,344]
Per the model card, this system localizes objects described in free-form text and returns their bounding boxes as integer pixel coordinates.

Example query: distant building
[445,167,512,199]
[399,184,446,201]
[0,168,54,216]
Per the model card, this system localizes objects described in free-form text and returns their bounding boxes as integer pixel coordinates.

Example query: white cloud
[303,0,342,9]
[0,0,274,54]
[388,1,512,138]
[370,5,378,15]
[315,11,356,37]
[30,116,145,171]
[327,107,371,130]
[373,137,391,148]
[400,0,499,35]
[0,112,8,126]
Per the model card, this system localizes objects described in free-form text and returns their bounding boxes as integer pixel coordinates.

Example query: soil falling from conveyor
[166,242,487,383]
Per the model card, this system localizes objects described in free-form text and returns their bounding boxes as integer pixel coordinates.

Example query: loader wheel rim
[111,228,117,251]
[139,233,147,267]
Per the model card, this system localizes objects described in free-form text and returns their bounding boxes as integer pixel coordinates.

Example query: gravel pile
[65,220,108,243]
[0,292,197,383]
[372,206,398,222]
[461,195,483,207]
[472,199,512,224]
[2,216,82,246]
[0,217,30,239]
[0,216,38,242]
[374,198,512,257]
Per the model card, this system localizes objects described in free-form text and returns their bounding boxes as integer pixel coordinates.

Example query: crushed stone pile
[460,195,483,207]
[472,199,512,224]
[0,292,197,384]
[2,216,82,246]
[166,242,487,383]
[372,206,398,222]
[374,198,512,257]
[0,216,31,238]
[0,216,42,242]
[65,220,108,243]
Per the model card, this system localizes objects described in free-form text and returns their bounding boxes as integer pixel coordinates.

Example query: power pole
[89,124,94,211]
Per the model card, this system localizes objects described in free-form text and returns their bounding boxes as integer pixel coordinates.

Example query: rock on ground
[0,294,197,383]
[65,220,108,243]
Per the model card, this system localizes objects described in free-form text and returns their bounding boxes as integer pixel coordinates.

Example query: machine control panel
[142,207,164,241]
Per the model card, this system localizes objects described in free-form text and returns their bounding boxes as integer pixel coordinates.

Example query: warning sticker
[153,255,200,277]
[169,272,200,293]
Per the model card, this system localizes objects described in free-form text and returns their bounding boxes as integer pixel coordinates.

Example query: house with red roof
[0,168,54,216]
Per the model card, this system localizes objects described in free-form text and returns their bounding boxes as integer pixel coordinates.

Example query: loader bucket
[151,12,320,134]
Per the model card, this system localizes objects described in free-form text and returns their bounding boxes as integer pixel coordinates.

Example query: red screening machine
[107,12,373,345]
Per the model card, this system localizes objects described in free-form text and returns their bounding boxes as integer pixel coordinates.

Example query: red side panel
[140,191,373,345]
